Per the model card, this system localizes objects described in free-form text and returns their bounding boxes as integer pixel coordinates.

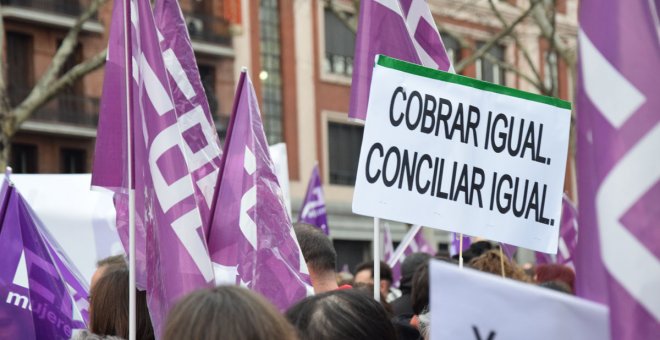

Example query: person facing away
[293,222,343,293]
[90,255,126,290]
[74,267,153,340]
[163,286,297,340]
[391,252,431,317]
[286,289,397,340]
[534,263,576,294]
[354,260,399,301]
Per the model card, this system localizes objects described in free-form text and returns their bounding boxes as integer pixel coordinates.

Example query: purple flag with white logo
[208,71,312,310]
[0,179,86,339]
[575,0,660,338]
[92,0,216,334]
[349,0,452,120]
[298,164,328,234]
[154,0,223,231]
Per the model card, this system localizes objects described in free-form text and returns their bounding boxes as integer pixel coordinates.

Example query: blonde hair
[469,249,531,282]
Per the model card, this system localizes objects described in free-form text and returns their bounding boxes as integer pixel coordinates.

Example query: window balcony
[27,94,100,132]
[183,11,232,47]
[0,0,94,18]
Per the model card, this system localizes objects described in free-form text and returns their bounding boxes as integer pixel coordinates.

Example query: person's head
[293,223,338,293]
[89,267,153,340]
[411,261,429,316]
[286,289,397,340]
[164,286,297,340]
[354,261,393,297]
[468,250,530,282]
[539,280,573,294]
[352,282,394,317]
[400,253,431,293]
[454,241,493,263]
[91,255,126,289]
[535,264,575,293]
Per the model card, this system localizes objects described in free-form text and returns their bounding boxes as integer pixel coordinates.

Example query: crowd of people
[75,223,576,340]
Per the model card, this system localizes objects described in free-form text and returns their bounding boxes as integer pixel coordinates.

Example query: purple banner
[298,164,328,234]
[575,0,660,338]
[349,0,451,120]
[208,71,311,310]
[93,0,216,335]
[0,179,86,339]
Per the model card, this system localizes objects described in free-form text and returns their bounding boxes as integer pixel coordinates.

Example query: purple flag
[297,164,328,234]
[0,179,86,339]
[449,233,472,257]
[382,223,401,286]
[349,0,452,120]
[384,224,436,287]
[208,71,311,310]
[92,0,215,334]
[557,196,578,266]
[154,0,223,230]
[575,0,660,338]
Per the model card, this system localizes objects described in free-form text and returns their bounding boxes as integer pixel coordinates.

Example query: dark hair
[539,280,573,294]
[293,223,336,273]
[96,255,126,269]
[286,289,397,340]
[90,267,153,340]
[352,282,394,317]
[411,261,429,315]
[535,264,575,293]
[354,261,393,283]
[453,240,494,263]
[164,286,297,340]
[400,253,431,292]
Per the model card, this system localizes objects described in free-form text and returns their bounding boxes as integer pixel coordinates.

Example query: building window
[198,64,218,116]
[324,7,355,76]
[327,121,363,186]
[440,32,461,67]
[57,40,84,118]
[60,148,87,173]
[6,31,33,106]
[259,0,284,144]
[475,43,506,85]
[11,144,38,174]
[333,239,371,273]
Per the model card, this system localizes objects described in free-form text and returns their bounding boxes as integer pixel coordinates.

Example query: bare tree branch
[12,0,106,131]
[532,3,575,68]
[0,4,10,115]
[481,53,545,92]
[325,0,358,32]
[486,0,545,92]
[13,49,107,129]
[454,0,541,73]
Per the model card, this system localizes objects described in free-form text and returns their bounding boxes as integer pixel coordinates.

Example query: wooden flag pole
[373,217,381,302]
[388,224,422,267]
[458,233,464,268]
[122,0,136,339]
[499,245,506,278]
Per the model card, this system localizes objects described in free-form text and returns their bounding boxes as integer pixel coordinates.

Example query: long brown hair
[89,267,154,340]
[163,286,297,340]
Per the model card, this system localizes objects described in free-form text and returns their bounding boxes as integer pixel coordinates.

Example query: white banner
[352,56,571,253]
[429,260,610,340]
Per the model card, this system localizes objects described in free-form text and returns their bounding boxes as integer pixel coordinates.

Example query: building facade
[2,0,578,270]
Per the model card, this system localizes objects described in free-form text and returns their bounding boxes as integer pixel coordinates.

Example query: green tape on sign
[376,55,572,110]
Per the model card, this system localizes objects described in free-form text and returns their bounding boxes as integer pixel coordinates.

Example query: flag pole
[458,233,464,268]
[387,224,422,267]
[373,217,380,301]
[499,245,506,278]
[122,0,136,339]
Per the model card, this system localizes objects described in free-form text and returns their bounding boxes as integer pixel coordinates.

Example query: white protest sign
[352,55,571,253]
[429,260,610,340]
